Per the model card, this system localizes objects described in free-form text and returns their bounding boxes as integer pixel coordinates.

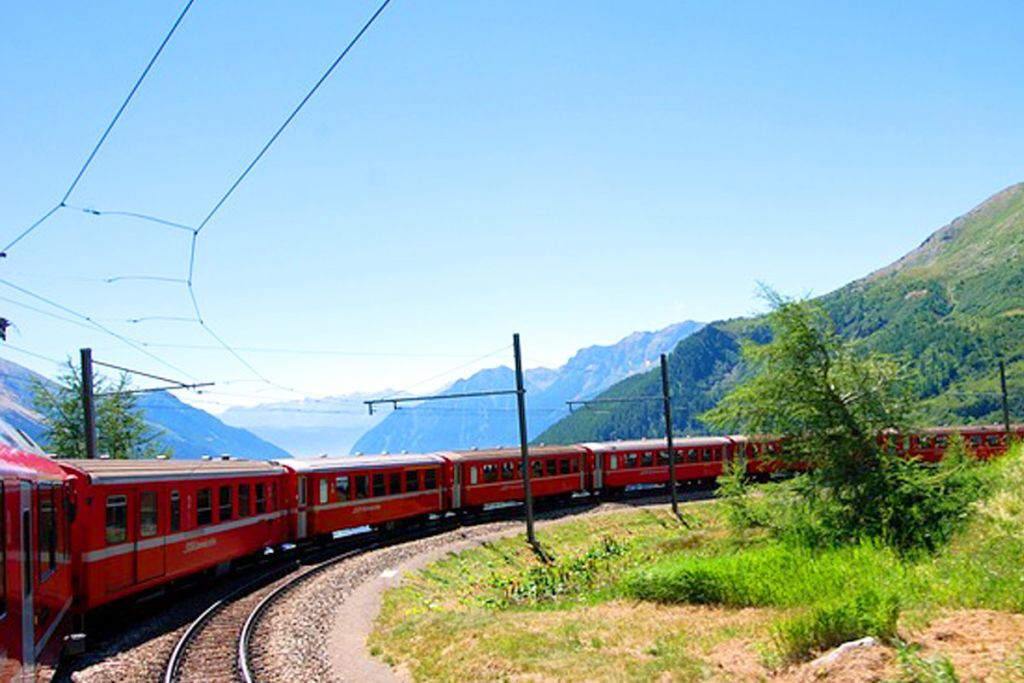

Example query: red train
[0,424,1020,680]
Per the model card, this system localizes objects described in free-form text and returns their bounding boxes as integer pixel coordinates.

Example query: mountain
[0,357,291,460]
[539,183,1024,444]
[351,321,703,454]
[218,392,399,456]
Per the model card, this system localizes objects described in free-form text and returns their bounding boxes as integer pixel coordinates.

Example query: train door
[297,476,308,539]
[135,490,165,583]
[19,481,34,673]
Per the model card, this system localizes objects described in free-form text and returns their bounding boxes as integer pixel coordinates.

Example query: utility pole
[660,353,679,517]
[80,348,98,459]
[1000,359,1011,436]
[513,333,537,549]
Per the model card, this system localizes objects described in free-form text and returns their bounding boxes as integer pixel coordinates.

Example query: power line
[60,0,195,204]
[0,278,196,380]
[65,204,195,232]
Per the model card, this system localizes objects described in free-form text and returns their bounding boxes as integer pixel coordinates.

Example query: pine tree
[32,360,171,459]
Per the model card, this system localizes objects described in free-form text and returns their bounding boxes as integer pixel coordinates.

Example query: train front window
[106,495,127,544]
[139,491,158,539]
[197,489,212,526]
[219,486,233,521]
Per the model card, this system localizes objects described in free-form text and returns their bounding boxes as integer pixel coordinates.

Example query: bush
[773,589,900,662]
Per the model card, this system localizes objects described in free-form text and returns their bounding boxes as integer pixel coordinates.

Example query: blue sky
[2,1,1022,409]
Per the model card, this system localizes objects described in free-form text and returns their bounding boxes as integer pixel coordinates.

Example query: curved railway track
[158,488,714,683]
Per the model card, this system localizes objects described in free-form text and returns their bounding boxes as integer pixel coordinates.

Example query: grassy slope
[370,447,1024,681]
[539,184,1024,445]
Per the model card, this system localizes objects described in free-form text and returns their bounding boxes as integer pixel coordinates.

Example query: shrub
[773,589,900,662]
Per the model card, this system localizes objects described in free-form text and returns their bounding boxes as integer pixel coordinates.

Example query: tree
[703,289,984,549]
[32,359,171,459]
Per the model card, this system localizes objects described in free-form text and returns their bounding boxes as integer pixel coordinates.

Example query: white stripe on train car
[82,509,287,563]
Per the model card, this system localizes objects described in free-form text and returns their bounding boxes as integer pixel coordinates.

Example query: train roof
[278,453,446,473]
[440,445,586,462]
[0,445,67,481]
[58,457,285,484]
[582,436,733,452]
[917,424,1024,434]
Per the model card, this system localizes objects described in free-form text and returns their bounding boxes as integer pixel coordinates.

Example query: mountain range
[538,183,1024,444]
[350,321,703,454]
[0,357,291,460]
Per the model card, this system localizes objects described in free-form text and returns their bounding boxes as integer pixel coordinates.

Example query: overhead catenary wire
[1,0,194,255]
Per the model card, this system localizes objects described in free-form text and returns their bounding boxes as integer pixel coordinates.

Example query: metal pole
[81,348,98,459]
[661,353,679,517]
[513,333,536,548]
[1000,359,1011,436]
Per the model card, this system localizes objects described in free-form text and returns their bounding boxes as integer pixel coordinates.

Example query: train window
[609,455,618,470]
[987,435,1002,447]
[239,484,251,517]
[389,472,402,495]
[687,449,697,463]
[0,482,5,616]
[641,453,653,467]
[767,443,779,454]
[106,495,127,544]
[355,476,369,499]
[22,510,31,597]
[424,470,438,490]
[532,461,543,478]
[319,479,329,505]
[406,471,420,492]
[501,462,515,481]
[335,476,350,499]
[546,459,557,476]
[219,486,233,521]
[482,464,497,483]
[469,467,478,485]
[560,458,571,474]
[197,489,212,526]
[255,484,266,514]
[920,435,933,448]
[625,454,637,468]
[268,483,276,511]
[657,451,669,466]
[970,435,982,447]
[298,478,307,506]
[138,491,158,539]
[38,485,58,576]
[936,435,948,448]
[372,474,386,497]
[170,491,181,532]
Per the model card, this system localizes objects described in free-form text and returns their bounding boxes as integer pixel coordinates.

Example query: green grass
[370,446,1024,681]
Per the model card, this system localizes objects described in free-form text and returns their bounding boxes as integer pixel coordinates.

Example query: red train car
[280,454,448,540]
[886,424,1024,462]
[440,446,588,511]
[585,437,736,494]
[59,458,289,611]
[0,446,74,681]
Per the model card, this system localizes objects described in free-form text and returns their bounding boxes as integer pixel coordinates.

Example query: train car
[440,446,588,511]
[889,424,1024,463]
[726,435,786,478]
[586,436,736,495]
[0,446,74,682]
[280,454,448,540]
[59,458,289,611]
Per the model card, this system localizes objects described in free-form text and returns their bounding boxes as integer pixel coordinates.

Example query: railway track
[159,488,713,683]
